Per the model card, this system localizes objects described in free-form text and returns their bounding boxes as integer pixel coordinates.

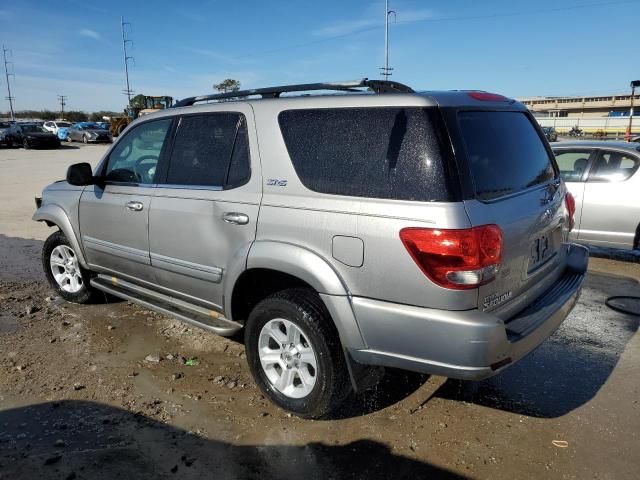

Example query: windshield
[458,111,556,200]
[56,122,71,127]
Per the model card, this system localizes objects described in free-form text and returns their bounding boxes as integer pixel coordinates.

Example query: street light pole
[627,80,640,141]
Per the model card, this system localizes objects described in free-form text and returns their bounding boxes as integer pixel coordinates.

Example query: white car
[43,121,72,135]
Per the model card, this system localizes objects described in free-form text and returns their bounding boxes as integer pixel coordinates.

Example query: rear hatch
[444,107,569,317]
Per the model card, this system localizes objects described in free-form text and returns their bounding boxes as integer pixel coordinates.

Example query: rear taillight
[565,192,576,231]
[399,225,503,290]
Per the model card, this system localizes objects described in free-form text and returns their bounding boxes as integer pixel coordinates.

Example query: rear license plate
[529,230,559,271]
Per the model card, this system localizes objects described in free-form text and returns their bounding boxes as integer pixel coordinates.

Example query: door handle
[125,201,144,212]
[222,212,249,225]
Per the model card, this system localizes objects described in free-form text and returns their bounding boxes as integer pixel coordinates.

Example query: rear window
[278,107,454,202]
[458,111,556,200]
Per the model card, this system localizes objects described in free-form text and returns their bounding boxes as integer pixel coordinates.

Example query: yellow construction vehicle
[106,95,173,136]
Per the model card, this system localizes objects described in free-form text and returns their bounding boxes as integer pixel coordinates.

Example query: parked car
[541,126,558,142]
[553,141,640,250]
[0,120,22,147]
[18,123,61,149]
[57,127,70,141]
[33,79,587,418]
[632,135,640,142]
[67,122,113,144]
[43,120,72,135]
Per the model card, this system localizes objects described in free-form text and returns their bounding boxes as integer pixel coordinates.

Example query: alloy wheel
[49,245,84,293]
[258,318,318,399]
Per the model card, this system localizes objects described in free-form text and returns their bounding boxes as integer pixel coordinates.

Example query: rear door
[579,148,640,248]
[148,107,260,312]
[450,110,568,316]
[552,148,596,239]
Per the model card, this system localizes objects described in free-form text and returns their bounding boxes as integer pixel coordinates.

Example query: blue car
[57,127,70,141]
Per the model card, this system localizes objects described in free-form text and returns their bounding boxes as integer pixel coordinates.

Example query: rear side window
[278,107,454,202]
[458,111,556,200]
[588,150,639,182]
[166,113,250,188]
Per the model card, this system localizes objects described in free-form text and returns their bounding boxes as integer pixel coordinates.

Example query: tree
[129,94,147,108]
[213,78,241,94]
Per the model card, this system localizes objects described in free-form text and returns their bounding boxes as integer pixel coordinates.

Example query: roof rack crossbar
[174,78,414,107]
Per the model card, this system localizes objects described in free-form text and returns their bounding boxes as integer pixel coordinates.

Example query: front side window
[588,150,639,182]
[553,150,592,182]
[104,118,172,184]
[165,113,250,187]
[458,111,556,200]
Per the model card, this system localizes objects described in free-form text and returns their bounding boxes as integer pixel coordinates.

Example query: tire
[22,138,30,149]
[67,135,73,143]
[83,135,88,144]
[42,230,98,304]
[244,288,352,419]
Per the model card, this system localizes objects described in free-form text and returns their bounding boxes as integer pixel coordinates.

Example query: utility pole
[626,80,640,141]
[57,95,67,120]
[121,17,134,104]
[380,0,396,80]
[3,45,15,121]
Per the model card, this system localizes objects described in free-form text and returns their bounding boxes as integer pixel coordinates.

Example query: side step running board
[90,275,242,337]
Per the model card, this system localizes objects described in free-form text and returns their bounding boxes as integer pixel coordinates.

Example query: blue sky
[1,0,639,112]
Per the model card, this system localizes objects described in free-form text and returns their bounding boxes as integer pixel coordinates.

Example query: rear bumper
[349,243,589,380]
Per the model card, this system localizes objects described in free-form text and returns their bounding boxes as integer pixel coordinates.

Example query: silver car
[33,79,587,418]
[553,141,640,250]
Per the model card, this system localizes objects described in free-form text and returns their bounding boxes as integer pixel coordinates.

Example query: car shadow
[433,271,639,418]
[0,400,467,480]
[56,144,81,150]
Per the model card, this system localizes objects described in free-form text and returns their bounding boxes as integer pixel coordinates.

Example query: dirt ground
[1,145,639,480]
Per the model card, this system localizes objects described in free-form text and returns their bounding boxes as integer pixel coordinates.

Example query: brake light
[565,192,576,231]
[399,225,503,290]
[467,91,509,102]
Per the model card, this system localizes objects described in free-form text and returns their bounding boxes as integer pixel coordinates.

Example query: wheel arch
[228,241,366,350]
[33,204,89,268]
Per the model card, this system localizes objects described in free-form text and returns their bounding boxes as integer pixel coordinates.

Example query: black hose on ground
[605,296,640,316]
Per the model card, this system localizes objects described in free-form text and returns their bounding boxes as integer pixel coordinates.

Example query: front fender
[33,204,88,268]
[246,241,366,350]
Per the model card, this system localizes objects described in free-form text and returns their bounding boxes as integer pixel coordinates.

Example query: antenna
[121,17,135,104]
[3,45,15,121]
[379,0,396,80]
[57,95,67,120]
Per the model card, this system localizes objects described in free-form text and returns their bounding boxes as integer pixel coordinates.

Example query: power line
[230,0,640,62]
[121,16,135,104]
[380,0,396,80]
[57,95,67,120]
[3,45,15,121]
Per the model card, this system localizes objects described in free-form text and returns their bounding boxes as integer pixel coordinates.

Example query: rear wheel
[82,135,88,144]
[22,138,30,149]
[42,231,98,303]
[244,288,351,419]
[67,135,73,143]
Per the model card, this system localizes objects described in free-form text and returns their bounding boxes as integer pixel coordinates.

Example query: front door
[148,108,260,311]
[552,148,595,240]
[79,118,173,283]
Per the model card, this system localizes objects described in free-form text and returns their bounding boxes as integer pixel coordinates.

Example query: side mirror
[66,162,95,186]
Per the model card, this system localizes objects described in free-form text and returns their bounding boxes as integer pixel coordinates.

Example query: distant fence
[536,116,640,135]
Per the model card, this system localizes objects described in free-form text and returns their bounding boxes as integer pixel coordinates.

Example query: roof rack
[174,78,414,107]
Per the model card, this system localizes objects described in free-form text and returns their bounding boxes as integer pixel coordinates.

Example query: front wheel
[83,135,88,144]
[42,231,98,303]
[22,138,30,149]
[244,288,352,419]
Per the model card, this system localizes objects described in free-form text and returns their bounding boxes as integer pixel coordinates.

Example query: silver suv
[34,79,588,418]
